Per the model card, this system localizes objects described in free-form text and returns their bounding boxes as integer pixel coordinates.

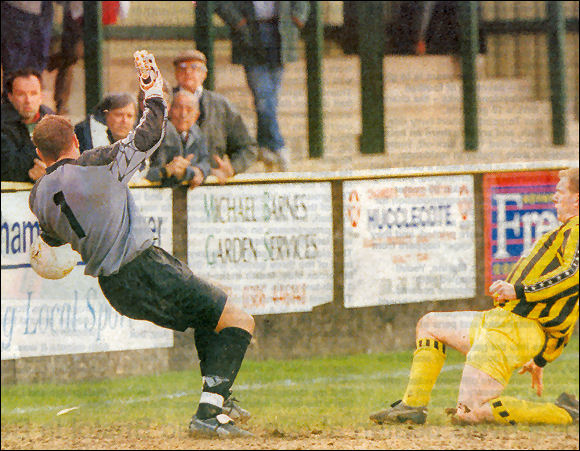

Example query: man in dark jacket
[1,68,54,182]
[172,49,258,183]
[216,2,310,171]
[147,90,211,189]
[74,93,138,153]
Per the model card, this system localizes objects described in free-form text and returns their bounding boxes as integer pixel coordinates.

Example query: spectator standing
[172,49,258,183]
[1,1,54,92]
[147,90,210,189]
[216,1,310,172]
[47,1,131,115]
[1,68,54,182]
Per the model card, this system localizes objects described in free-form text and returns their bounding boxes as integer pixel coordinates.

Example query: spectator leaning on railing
[74,93,150,183]
[74,93,138,152]
[146,89,211,189]
[172,49,258,183]
[1,68,55,183]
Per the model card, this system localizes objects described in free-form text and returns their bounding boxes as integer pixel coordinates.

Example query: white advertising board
[343,175,476,307]
[1,188,174,360]
[188,183,334,314]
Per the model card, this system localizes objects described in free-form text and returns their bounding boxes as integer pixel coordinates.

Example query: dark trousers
[1,2,54,82]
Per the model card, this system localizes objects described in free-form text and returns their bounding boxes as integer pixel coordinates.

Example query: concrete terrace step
[279,119,579,156]
[218,78,538,114]
[270,144,580,174]
[271,115,578,142]
[214,54,487,89]
[242,101,568,133]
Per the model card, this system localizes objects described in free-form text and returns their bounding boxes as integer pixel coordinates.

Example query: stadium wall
[2,161,577,384]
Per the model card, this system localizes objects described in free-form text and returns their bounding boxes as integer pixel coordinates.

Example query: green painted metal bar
[83,1,103,115]
[481,18,579,34]
[357,2,384,155]
[97,18,580,42]
[103,25,197,41]
[305,1,324,159]
[459,1,479,151]
[546,2,567,146]
[194,1,215,91]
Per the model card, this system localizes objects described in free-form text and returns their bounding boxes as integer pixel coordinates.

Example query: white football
[29,235,78,279]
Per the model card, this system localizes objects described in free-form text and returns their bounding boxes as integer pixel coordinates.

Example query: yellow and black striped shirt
[502,216,579,367]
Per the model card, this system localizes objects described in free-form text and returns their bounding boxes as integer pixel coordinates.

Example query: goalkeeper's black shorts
[98,245,227,332]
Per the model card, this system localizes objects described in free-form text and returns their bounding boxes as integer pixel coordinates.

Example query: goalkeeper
[370,167,579,426]
[28,51,254,438]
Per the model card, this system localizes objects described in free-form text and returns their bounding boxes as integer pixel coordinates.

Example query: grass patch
[2,336,578,433]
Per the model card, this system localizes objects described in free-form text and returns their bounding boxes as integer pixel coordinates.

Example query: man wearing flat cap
[172,49,258,184]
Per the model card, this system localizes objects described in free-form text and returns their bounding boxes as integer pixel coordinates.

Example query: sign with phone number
[187,183,334,315]
[343,175,476,307]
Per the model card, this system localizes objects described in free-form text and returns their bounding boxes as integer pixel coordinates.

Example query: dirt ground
[2,424,578,450]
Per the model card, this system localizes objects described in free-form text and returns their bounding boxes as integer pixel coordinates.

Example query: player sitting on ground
[28,51,254,438]
[370,167,579,426]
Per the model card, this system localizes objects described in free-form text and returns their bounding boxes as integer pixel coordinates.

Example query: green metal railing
[83,1,575,155]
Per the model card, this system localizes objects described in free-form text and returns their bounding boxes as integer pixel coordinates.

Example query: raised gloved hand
[134,50,163,99]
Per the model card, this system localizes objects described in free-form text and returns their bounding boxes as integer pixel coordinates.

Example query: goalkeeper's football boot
[370,400,427,425]
[222,394,251,423]
[189,413,253,438]
[555,392,579,423]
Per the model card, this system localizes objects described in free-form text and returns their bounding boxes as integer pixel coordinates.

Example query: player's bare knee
[218,300,255,334]
[242,311,255,334]
[416,312,438,339]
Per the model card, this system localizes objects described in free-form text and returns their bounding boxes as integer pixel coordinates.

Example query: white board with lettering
[187,183,334,315]
[1,189,174,360]
[343,175,476,307]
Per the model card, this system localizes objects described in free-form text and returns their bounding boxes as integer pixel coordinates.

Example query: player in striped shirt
[370,167,579,426]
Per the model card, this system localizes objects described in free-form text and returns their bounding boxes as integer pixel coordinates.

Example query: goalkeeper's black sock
[194,327,217,376]
[195,327,252,419]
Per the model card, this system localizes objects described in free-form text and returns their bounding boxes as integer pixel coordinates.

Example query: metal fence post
[459,1,479,151]
[357,1,385,155]
[305,1,324,159]
[195,1,215,91]
[83,1,103,115]
[546,1,567,146]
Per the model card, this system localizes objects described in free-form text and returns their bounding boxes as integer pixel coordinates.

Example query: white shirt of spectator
[253,1,277,20]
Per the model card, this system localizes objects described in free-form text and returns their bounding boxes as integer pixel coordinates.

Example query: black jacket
[1,101,54,182]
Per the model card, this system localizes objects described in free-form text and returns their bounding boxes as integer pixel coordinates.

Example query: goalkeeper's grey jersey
[29,96,167,277]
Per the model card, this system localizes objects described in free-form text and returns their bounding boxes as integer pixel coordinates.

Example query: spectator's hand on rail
[166,154,194,180]
[210,154,235,185]
[28,158,47,181]
[188,166,204,190]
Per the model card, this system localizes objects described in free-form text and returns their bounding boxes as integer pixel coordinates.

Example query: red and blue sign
[483,171,560,294]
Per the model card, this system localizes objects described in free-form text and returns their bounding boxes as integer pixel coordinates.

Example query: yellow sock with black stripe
[490,397,573,425]
[402,338,447,407]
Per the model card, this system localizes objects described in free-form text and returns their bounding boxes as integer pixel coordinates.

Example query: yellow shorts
[466,307,545,386]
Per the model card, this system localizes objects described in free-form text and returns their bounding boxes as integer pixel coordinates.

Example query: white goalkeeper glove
[134,50,164,99]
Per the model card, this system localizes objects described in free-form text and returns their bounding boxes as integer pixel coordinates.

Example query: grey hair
[172,89,200,109]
